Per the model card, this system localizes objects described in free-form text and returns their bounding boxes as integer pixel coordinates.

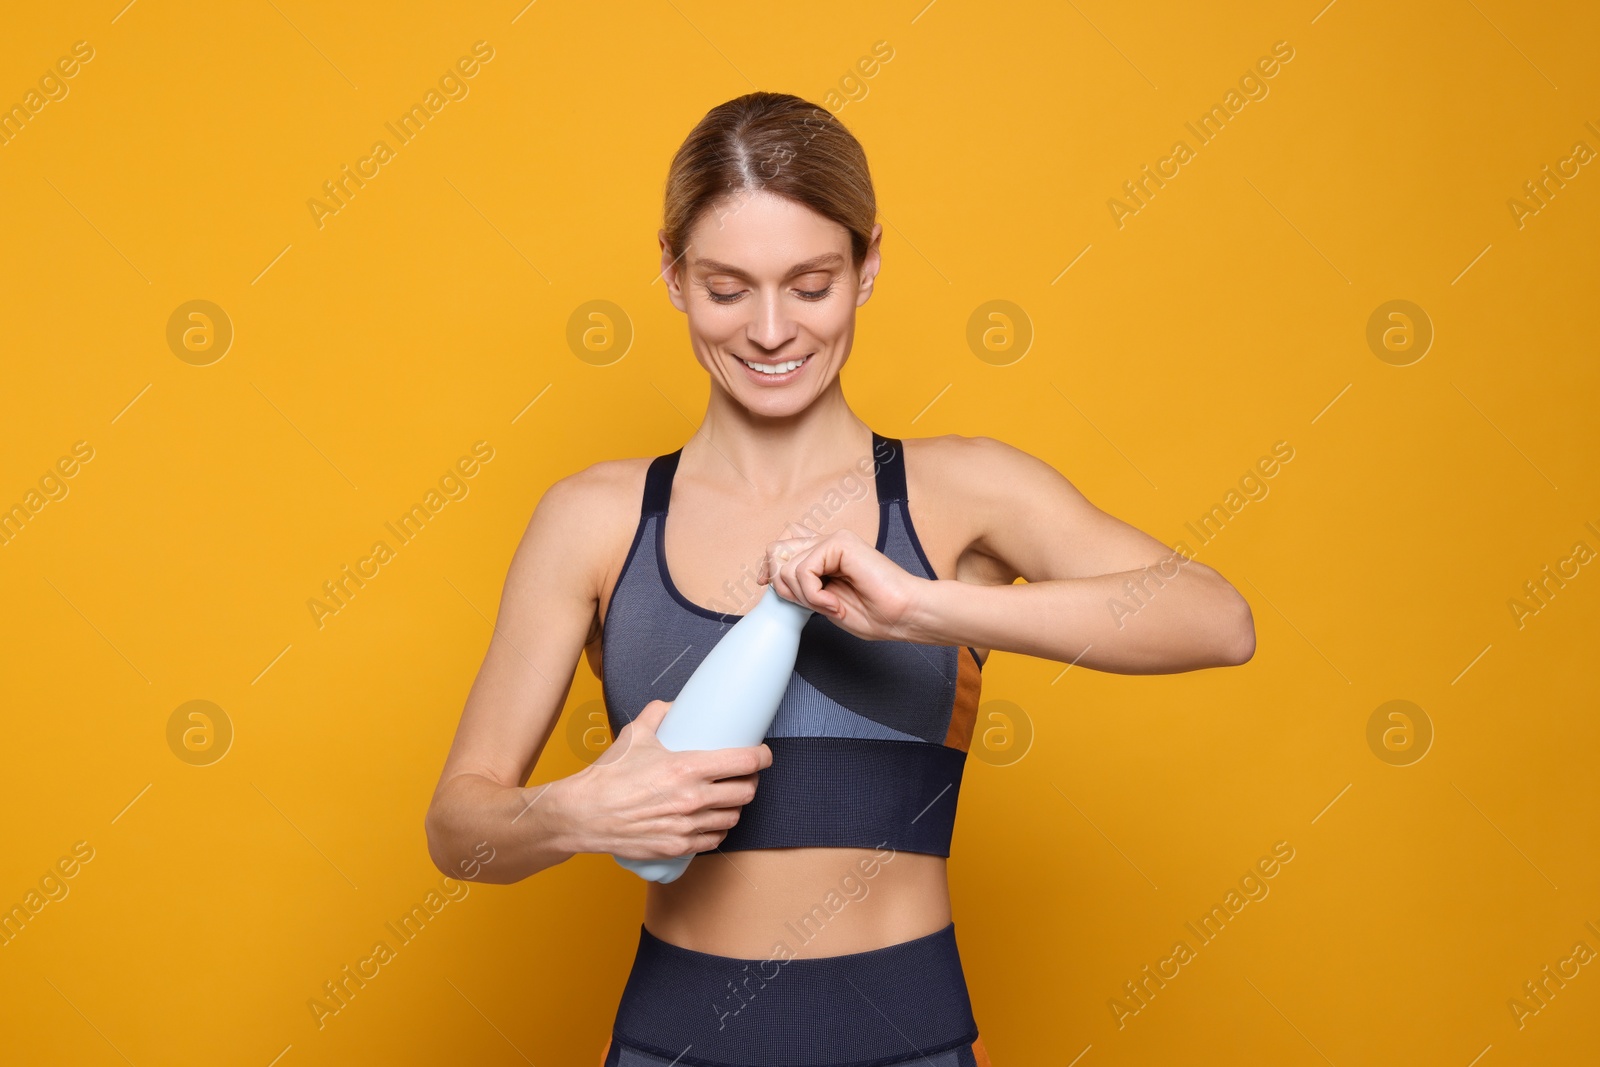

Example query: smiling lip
[735,352,813,384]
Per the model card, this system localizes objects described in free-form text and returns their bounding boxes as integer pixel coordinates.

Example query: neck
[686,378,874,502]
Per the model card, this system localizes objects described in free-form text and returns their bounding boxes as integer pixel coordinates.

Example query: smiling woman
[619,94,997,1066]
[656,106,879,424]
[424,89,1253,1067]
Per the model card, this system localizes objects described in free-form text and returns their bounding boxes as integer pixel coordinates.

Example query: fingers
[794,539,843,615]
[760,536,810,599]
[682,806,744,852]
[763,533,838,611]
[653,747,766,808]
[681,742,771,780]
[677,763,764,840]
[604,742,770,860]
[623,807,740,860]
[649,752,767,855]
[700,773,761,810]
[784,542,845,616]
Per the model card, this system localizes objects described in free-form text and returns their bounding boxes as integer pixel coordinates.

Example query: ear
[659,229,687,312]
[855,222,883,307]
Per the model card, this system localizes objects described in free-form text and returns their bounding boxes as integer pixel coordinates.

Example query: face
[660,189,882,417]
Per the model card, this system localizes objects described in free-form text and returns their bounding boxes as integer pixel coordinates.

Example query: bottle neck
[759,582,816,624]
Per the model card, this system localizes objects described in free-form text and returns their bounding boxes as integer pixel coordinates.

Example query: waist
[611,920,977,1067]
[645,847,950,958]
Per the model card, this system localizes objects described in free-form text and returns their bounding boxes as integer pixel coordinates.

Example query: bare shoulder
[538,454,649,520]
[524,454,650,560]
[506,453,653,615]
[901,434,1113,582]
[901,433,1086,503]
[902,433,1181,582]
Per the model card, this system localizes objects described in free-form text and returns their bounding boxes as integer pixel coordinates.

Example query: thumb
[629,698,672,737]
[600,699,672,765]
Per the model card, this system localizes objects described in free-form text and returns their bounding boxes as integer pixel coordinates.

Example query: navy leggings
[601,921,991,1067]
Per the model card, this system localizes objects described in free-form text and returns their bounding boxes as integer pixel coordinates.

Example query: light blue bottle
[615,584,816,883]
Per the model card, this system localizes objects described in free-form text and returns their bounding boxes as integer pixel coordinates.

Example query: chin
[739,394,812,419]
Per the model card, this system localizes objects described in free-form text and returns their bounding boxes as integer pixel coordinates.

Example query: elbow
[1227,626,1256,666]
[423,778,471,879]
[424,806,492,882]
[1223,598,1256,665]
[423,805,453,878]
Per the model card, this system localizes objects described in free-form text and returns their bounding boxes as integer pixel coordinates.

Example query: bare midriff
[642,846,951,959]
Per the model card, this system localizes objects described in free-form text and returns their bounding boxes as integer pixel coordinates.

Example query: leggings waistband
[610,921,978,1067]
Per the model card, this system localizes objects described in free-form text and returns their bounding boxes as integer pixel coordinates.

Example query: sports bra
[600,431,984,857]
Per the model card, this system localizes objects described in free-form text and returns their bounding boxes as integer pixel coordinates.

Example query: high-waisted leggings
[600,920,991,1066]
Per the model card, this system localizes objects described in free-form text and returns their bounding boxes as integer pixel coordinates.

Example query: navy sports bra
[600,432,984,857]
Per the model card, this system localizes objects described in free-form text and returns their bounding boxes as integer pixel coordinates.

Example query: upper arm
[949,435,1183,583]
[430,462,626,796]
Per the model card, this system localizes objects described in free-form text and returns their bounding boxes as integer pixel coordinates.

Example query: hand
[572,699,771,862]
[760,527,927,642]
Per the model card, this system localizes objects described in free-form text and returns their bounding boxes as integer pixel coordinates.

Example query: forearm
[426,771,588,884]
[906,557,1254,673]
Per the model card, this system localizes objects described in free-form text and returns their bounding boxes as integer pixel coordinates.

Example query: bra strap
[871,431,908,503]
[641,449,681,517]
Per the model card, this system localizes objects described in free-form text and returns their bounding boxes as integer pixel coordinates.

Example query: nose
[745,289,800,352]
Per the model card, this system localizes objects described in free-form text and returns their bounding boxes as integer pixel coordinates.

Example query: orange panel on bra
[943,644,983,751]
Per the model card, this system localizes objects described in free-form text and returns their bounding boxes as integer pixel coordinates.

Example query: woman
[425,92,1255,1066]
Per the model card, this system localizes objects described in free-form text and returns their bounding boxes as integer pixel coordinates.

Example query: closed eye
[703,281,837,304]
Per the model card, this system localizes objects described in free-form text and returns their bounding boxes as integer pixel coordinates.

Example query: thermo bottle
[615,583,816,883]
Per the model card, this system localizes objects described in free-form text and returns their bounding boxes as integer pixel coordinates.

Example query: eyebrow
[691,252,846,280]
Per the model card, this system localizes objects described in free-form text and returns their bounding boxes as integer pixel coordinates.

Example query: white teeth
[740,355,808,375]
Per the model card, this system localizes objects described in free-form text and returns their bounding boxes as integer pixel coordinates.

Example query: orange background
[2,1,1597,1064]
